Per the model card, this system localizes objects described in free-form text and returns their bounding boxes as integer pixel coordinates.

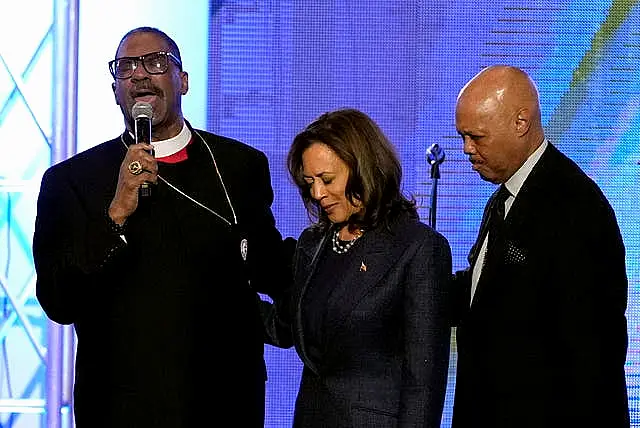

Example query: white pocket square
[505,240,527,265]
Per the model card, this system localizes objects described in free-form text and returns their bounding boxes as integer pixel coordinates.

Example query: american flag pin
[360,261,367,272]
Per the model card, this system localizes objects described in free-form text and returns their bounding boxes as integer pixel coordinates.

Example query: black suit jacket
[452,143,630,427]
[268,212,452,427]
[33,123,289,427]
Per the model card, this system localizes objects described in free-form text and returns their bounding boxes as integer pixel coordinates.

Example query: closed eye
[303,175,334,185]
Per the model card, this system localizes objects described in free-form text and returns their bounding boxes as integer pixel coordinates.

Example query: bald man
[451,65,630,427]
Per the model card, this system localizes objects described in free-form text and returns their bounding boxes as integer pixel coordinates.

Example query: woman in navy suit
[266,108,452,427]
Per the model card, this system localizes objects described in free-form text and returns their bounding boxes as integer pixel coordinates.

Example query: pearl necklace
[331,228,364,254]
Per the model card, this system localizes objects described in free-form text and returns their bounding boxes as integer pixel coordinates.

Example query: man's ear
[112,82,120,105]
[180,71,189,95]
[515,108,531,137]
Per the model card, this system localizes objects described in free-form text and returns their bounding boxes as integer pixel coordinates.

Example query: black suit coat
[33,123,289,427]
[452,143,630,428]
[271,212,452,428]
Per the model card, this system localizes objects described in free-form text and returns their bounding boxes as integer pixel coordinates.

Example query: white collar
[504,138,548,197]
[152,123,192,158]
[128,122,192,158]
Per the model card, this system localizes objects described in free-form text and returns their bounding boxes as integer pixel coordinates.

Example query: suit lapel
[468,145,555,310]
[468,190,498,267]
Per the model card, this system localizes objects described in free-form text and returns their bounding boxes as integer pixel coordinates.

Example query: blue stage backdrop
[206,1,640,427]
[0,1,638,427]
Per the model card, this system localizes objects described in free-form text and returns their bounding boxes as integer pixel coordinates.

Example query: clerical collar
[127,122,192,158]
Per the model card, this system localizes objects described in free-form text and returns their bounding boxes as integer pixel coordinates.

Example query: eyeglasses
[108,51,182,79]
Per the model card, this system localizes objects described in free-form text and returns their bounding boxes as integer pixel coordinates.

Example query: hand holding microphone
[132,102,155,198]
[108,102,158,226]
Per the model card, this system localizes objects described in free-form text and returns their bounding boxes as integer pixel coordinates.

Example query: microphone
[426,143,445,166]
[426,143,445,179]
[426,143,446,229]
[131,102,154,198]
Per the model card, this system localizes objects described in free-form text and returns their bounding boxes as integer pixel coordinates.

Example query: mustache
[130,82,163,97]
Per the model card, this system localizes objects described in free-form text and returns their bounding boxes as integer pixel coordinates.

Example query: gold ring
[128,160,143,175]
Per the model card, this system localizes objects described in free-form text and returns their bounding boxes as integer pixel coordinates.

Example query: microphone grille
[426,143,445,165]
[131,101,153,120]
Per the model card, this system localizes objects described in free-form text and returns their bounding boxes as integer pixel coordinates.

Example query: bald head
[459,65,541,121]
[455,65,545,184]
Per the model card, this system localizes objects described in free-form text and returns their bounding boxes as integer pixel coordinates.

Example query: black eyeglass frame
[108,51,182,79]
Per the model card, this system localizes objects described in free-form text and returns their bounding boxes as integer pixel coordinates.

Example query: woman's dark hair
[287,108,417,231]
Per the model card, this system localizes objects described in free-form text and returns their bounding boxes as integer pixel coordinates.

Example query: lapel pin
[240,238,248,261]
[360,261,367,272]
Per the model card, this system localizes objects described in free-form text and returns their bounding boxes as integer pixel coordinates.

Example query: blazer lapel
[293,228,331,373]
[321,222,412,355]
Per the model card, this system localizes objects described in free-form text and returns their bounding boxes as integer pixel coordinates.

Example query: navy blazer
[269,212,452,427]
[452,143,630,428]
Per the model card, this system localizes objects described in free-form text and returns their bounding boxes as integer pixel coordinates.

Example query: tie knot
[491,185,511,221]
[496,184,511,204]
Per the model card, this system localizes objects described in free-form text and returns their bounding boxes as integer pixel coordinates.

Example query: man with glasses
[33,26,293,427]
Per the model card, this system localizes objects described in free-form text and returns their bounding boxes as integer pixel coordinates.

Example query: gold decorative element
[128,160,143,175]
